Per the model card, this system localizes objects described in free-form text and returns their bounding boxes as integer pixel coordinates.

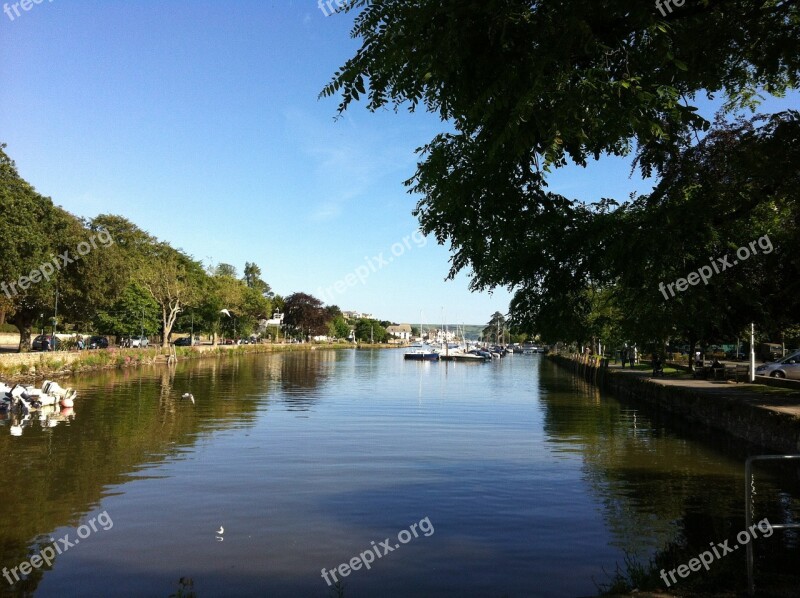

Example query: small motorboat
[0,381,76,411]
[404,347,439,361]
[42,381,77,407]
[441,351,488,362]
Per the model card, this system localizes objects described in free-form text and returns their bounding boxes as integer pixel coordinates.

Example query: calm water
[0,350,798,597]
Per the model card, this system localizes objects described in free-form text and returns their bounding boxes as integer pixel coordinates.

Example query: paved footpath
[605,362,800,420]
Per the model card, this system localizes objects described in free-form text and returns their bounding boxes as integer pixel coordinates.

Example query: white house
[387,324,412,341]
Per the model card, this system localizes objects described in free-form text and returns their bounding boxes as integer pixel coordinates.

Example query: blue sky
[1,2,796,324]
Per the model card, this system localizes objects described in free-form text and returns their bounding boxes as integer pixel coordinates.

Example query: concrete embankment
[549,353,800,454]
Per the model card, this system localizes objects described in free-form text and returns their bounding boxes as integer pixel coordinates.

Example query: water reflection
[275,350,338,411]
[0,356,270,597]
[0,352,797,597]
[539,360,800,593]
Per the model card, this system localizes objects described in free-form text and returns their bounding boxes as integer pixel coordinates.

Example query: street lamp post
[750,322,756,382]
[53,286,59,351]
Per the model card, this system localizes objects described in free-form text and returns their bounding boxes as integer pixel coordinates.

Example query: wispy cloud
[310,201,342,221]
[282,108,417,222]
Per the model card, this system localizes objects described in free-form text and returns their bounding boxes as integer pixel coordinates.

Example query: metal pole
[53,286,58,351]
[750,323,756,382]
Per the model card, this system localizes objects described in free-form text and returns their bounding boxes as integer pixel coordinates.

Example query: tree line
[0,145,403,351]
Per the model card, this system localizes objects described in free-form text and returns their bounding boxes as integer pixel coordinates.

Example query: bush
[0,323,18,333]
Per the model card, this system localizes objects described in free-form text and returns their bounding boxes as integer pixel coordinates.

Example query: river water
[0,350,797,597]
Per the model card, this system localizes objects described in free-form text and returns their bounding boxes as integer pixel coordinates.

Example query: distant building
[265,311,284,326]
[342,311,376,321]
[431,329,456,343]
[387,324,412,341]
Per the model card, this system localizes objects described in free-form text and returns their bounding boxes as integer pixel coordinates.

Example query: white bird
[220,309,231,318]
[182,393,195,404]
[216,526,224,535]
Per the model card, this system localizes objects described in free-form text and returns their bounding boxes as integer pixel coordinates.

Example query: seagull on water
[182,393,195,404]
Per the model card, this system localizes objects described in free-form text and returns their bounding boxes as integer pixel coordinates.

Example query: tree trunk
[162,302,182,348]
[10,312,33,353]
[0,308,5,325]
[688,338,696,372]
[161,308,169,348]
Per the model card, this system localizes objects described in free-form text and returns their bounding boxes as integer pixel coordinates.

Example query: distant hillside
[461,325,485,340]
[418,324,486,340]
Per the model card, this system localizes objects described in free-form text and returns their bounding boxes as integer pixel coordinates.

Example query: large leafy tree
[608,111,799,358]
[193,263,272,343]
[138,244,204,347]
[238,285,272,337]
[353,318,389,343]
[509,112,799,355]
[283,292,328,339]
[94,282,161,340]
[328,315,352,340]
[0,145,96,350]
[195,273,236,345]
[483,311,508,344]
[324,0,799,293]
[88,216,173,341]
[243,261,273,298]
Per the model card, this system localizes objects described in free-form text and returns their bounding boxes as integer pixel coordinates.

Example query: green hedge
[0,323,18,333]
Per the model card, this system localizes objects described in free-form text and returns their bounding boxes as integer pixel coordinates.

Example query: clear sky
[1,2,796,324]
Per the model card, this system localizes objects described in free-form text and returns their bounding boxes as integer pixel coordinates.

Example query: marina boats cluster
[403,343,548,362]
[1,381,78,436]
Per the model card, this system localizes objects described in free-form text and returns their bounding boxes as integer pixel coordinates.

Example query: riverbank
[549,353,800,454]
[0,342,397,384]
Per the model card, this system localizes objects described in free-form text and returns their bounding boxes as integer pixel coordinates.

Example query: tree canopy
[0,144,289,350]
[325,1,800,349]
[0,145,127,349]
[283,292,328,339]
